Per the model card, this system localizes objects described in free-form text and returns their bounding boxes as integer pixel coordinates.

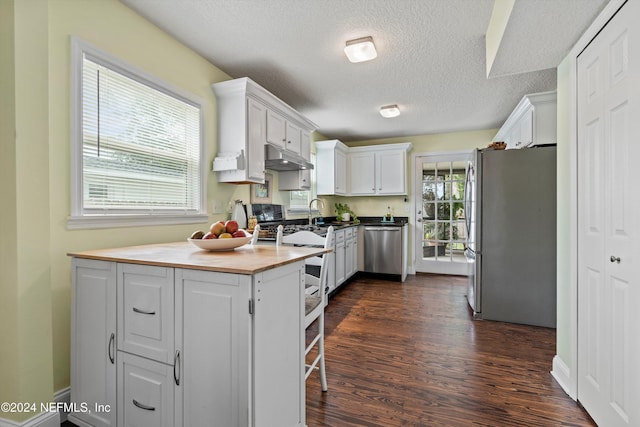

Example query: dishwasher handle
[364,226,400,232]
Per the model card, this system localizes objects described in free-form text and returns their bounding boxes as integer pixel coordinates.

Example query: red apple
[232,230,246,238]
[225,220,239,234]
[202,231,217,239]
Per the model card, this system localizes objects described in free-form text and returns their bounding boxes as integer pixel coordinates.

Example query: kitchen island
[68,242,327,427]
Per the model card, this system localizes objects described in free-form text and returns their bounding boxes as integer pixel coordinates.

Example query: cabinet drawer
[118,352,175,427]
[345,227,354,239]
[334,229,345,244]
[118,264,175,364]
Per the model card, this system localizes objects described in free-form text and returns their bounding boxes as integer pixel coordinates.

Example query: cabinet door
[247,98,267,182]
[118,352,174,427]
[266,109,286,148]
[377,150,406,194]
[175,269,250,427]
[278,169,310,191]
[349,152,376,195]
[335,230,346,285]
[335,149,348,195]
[300,130,311,161]
[118,264,174,364]
[285,122,301,155]
[520,108,534,148]
[70,258,117,427]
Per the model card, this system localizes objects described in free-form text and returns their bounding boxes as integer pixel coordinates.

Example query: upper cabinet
[494,91,557,149]
[316,140,412,196]
[349,144,411,196]
[212,78,317,183]
[316,140,348,195]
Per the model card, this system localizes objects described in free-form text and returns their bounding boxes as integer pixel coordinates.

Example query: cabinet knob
[610,255,621,263]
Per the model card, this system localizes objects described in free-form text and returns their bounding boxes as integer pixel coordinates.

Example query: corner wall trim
[551,355,575,400]
[54,387,71,423]
[0,411,59,427]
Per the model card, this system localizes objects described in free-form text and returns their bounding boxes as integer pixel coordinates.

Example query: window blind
[81,57,201,214]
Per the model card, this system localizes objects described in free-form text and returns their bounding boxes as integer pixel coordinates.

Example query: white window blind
[69,38,206,228]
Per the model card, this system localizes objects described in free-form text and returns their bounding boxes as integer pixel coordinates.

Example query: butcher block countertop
[68,241,329,275]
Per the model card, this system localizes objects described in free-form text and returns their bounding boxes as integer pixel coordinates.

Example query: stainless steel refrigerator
[464,145,557,328]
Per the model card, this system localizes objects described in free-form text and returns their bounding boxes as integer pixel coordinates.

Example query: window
[69,38,206,229]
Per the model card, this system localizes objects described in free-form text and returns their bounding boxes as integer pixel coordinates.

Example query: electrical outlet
[210,200,224,214]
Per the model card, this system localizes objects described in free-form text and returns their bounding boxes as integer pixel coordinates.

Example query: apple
[218,232,233,239]
[232,230,246,238]
[210,221,226,236]
[202,231,217,239]
[225,220,239,234]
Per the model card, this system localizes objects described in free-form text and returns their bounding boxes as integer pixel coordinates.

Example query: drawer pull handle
[132,399,155,411]
[133,307,156,315]
[108,333,115,364]
[174,350,181,386]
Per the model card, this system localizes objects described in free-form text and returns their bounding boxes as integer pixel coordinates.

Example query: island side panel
[252,261,305,427]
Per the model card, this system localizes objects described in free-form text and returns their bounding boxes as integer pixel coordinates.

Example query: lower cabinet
[70,257,305,427]
[70,258,117,427]
[332,226,358,291]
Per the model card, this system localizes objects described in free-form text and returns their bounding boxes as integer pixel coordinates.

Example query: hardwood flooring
[305,274,596,427]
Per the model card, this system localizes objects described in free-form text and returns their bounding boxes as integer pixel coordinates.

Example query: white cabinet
[175,268,251,427]
[212,78,317,184]
[334,229,346,285]
[494,91,556,149]
[300,130,311,161]
[331,226,359,291]
[348,151,375,195]
[315,139,348,195]
[349,144,411,196]
[266,109,304,156]
[279,168,310,191]
[212,83,267,183]
[70,258,117,427]
[71,257,305,427]
[266,109,286,149]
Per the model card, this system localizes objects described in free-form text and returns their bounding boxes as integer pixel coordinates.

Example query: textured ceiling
[120,0,608,142]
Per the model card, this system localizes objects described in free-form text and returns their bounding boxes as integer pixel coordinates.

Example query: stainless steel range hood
[264,145,314,171]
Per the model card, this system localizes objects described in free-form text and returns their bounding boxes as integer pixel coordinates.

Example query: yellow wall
[0,0,20,418]
[2,0,237,420]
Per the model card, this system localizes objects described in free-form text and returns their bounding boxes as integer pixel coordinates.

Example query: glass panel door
[415,152,471,275]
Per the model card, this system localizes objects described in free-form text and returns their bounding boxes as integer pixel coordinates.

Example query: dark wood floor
[305,273,596,427]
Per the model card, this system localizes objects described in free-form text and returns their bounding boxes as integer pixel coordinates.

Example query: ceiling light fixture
[379,104,400,118]
[344,36,377,63]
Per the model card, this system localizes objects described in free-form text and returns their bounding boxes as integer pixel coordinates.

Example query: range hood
[264,145,314,171]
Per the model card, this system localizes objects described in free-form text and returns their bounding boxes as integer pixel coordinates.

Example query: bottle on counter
[386,206,392,221]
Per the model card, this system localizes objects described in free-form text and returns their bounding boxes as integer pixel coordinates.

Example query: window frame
[68,37,207,229]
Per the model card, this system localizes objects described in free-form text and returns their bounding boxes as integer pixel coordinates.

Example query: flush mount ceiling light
[344,36,377,63]
[379,104,400,118]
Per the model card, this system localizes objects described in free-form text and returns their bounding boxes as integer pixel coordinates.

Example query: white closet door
[577,1,640,426]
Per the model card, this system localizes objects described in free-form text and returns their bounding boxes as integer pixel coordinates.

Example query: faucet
[308,198,324,225]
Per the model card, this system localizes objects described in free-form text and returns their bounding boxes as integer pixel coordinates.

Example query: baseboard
[54,387,70,423]
[551,354,575,400]
[0,411,59,427]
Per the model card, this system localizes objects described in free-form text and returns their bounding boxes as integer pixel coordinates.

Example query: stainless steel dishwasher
[363,226,403,275]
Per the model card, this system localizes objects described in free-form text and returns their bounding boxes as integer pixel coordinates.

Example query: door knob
[610,255,621,263]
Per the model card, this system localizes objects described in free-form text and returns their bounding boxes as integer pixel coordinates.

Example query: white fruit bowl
[187,230,253,251]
